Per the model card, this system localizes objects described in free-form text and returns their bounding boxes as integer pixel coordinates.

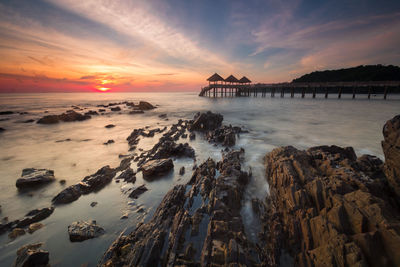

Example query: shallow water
[0,92,399,266]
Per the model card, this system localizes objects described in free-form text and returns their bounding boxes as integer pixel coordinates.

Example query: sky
[0,0,400,92]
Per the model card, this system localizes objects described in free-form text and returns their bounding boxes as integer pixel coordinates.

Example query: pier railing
[199,81,400,99]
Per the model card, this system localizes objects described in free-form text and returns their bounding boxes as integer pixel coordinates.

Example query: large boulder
[190,111,223,131]
[138,101,155,110]
[14,243,49,267]
[141,159,173,180]
[68,220,105,242]
[16,168,55,188]
[382,115,400,198]
[261,145,400,267]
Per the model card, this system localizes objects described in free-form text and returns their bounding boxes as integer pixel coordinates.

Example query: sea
[0,92,399,266]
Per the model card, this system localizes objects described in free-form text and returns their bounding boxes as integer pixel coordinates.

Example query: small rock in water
[0,111,13,115]
[9,228,25,239]
[59,179,66,185]
[138,101,155,110]
[0,127,5,132]
[120,213,129,219]
[129,110,144,114]
[129,185,148,199]
[28,223,44,234]
[179,166,185,175]
[158,113,167,118]
[16,168,55,188]
[189,132,196,140]
[14,243,49,267]
[68,220,105,242]
[104,139,115,145]
[105,124,115,128]
[90,202,98,207]
[16,207,54,228]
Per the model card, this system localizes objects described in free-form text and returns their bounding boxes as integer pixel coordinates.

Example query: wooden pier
[199,81,400,99]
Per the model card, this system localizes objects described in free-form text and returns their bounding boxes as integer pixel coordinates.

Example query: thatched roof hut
[225,75,239,83]
[239,76,251,84]
[207,73,225,83]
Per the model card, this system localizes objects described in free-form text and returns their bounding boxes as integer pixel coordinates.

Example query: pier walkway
[199,81,400,99]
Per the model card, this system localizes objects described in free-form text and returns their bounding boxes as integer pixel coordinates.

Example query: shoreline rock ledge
[259,114,400,267]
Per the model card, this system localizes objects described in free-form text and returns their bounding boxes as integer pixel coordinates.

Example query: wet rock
[206,125,243,146]
[190,111,223,131]
[14,243,49,267]
[382,114,400,198]
[117,168,136,183]
[28,223,44,234]
[55,138,71,143]
[16,207,54,228]
[37,110,91,124]
[129,110,144,114]
[0,127,5,132]
[0,111,14,115]
[103,140,114,145]
[138,101,155,110]
[16,168,55,188]
[98,109,106,112]
[120,213,129,219]
[52,166,115,204]
[179,166,185,175]
[99,149,257,266]
[261,145,400,267]
[84,110,98,116]
[128,185,148,199]
[105,124,115,128]
[110,106,121,112]
[68,220,105,242]
[141,158,174,180]
[22,119,35,123]
[90,202,98,207]
[59,179,66,185]
[158,113,167,118]
[9,228,25,239]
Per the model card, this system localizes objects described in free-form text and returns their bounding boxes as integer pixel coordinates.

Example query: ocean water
[0,92,399,266]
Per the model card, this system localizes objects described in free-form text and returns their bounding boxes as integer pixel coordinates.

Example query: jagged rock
[261,145,400,267]
[129,185,148,199]
[190,111,223,131]
[52,166,115,204]
[28,223,44,234]
[37,110,90,124]
[14,243,49,267]
[141,159,174,179]
[138,101,155,110]
[68,220,105,242]
[99,149,257,266]
[16,168,55,188]
[117,168,136,183]
[382,114,400,198]
[105,124,115,128]
[9,228,25,239]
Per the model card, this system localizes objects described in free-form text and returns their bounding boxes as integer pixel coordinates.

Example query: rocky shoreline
[1,100,399,267]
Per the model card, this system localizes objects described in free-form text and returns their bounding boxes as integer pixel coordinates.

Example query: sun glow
[97,86,110,92]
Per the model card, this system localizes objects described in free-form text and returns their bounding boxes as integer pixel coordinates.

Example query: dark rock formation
[105,124,115,128]
[85,110,99,116]
[206,125,243,146]
[14,243,49,267]
[52,166,115,204]
[260,145,400,267]
[138,101,155,110]
[179,166,185,175]
[141,159,174,180]
[129,110,144,114]
[99,149,258,266]
[190,111,223,131]
[37,110,91,124]
[110,107,121,112]
[16,168,55,188]
[68,220,105,242]
[16,207,54,228]
[0,111,14,115]
[9,228,25,239]
[382,115,400,198]
[0,127,5,132]
[104,140,114,145]
[117,168,136,183]
[128,185,148,199]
